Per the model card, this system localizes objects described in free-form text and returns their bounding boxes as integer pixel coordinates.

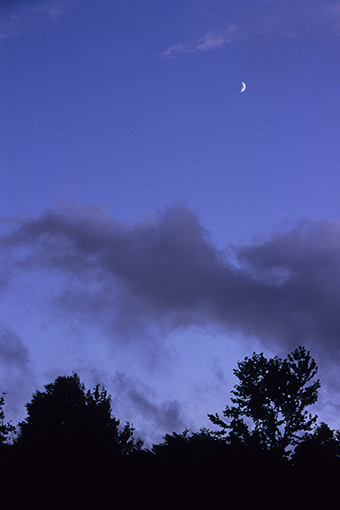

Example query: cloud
[4,202,340,437]
[251,0,340,39]
[162,26,241,59]
[162,1,340,59]
[0,325,35,418]
[2,202,340,363]
[0,202,226,339]
[0,0,74,39]
[110,371,186,443]
[235,221,340,350]
[128,388,183,432]
[0,325,30,367]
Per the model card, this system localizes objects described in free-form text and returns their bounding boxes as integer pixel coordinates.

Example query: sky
[1,0,340,445]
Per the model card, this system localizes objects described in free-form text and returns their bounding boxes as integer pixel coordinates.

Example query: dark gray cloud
[0,325,30,366]
[128,388,184,432]
[110,371,186,444]
[1,202,340,359]
[0,325,35,418]
[236,221,340,351]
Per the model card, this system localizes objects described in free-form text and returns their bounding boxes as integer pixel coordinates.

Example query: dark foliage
[1,351,340,509]
[208,346,320,455]
[290,423,340,508]
[17,373,140,456]
[0,393,15,445]
[3,373,142,509]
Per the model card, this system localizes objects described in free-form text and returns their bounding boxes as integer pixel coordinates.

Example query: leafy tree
[0,393,16,508]
[208,346,320,454]
[14,373,143,508]
[150,429,237,508]
[0,393,15,446]
[293,422,340,463]
[290,423,340,508]
[17,373,141,456]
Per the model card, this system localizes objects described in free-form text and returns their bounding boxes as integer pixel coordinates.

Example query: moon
[240,81,246,93]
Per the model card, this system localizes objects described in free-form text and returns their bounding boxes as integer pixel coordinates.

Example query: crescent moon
[240,81,246,93]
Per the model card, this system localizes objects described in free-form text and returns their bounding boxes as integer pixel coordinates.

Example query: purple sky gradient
[1,0,340,444]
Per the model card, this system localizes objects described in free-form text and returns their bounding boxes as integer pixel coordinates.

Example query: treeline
[1,347,340,509]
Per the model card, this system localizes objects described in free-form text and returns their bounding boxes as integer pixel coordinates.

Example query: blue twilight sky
[1,0,340,444]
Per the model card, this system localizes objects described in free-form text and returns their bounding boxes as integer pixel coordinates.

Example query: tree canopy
[2,348,340,509]
[0,393,14,446]
[208,346,320,453]
[17,373,142,457]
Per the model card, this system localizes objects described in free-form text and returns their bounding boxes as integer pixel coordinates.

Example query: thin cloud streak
[0,0,74,39]
[162,26,241,59]
[162,1,340,59]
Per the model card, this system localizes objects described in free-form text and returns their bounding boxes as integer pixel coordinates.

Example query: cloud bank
[1,202,340,359]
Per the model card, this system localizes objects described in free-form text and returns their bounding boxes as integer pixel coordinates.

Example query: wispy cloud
[162,1,340,59]
[0,0,74,39]
[326,1,340,30]
[0,13,20,40]
[162,26,242,59]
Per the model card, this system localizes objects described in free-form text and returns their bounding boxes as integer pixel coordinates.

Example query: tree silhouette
[150,429,240,508]
[18,373,140,455]
[208,346,320,454]
[0,356,339,508]
[289,422,340,508]
[0,394,16,507]
[15,373,142,508]
[0,393,15,446]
